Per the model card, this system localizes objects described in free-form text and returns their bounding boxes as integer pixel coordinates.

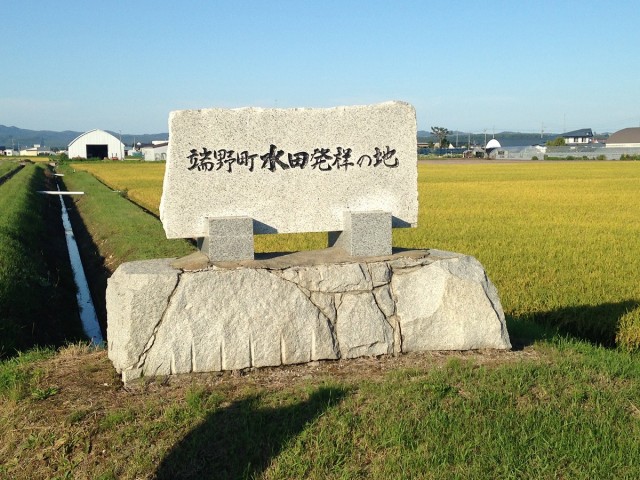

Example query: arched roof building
[485,138,501,157]
[606,127,640,148]
[68,129,125,159]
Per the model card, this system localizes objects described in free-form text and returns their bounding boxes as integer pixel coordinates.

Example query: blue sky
[2,0,639,135]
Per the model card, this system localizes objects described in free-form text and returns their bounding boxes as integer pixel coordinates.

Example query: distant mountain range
[0,125,168,149]
[1,125,596,150]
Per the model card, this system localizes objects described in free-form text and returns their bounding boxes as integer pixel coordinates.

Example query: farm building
[605,127,640,148]
[19,144,52,156]
[68,129,125,160]
[141,141,168,161]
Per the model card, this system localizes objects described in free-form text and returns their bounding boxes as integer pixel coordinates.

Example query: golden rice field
[72,162,165,215]
[71,160,640,347]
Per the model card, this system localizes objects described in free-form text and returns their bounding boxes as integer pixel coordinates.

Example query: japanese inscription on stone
[186,145,399,173]
[160,101,418,239]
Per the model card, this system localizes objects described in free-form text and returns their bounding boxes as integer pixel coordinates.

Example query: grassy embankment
[58,163,195,268]
[0,159,20,178]
[0,160,639,479]
[0,163,82,359]
[72,161,329,252]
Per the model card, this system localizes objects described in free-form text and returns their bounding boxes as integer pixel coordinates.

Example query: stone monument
[106,101,511,383]
[160,101,418,260]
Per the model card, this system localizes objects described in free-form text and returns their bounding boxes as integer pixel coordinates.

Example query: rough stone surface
[329,210,392,257]
[392,253,511,351]
[106,259,180,374]
[278,263,372,293]
[160,101,418,238]
[373,285,396,317]
[369,261,392,287]
[107,249,511,383]
[336,292,394,358]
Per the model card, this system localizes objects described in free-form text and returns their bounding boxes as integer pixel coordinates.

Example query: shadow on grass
[507,300,640,350]
[155,386,347,480]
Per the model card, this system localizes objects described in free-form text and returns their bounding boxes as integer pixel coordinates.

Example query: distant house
[561,128,594,145]
[19,144,52,156]
[141,141,168,161]
[605,127,640,148]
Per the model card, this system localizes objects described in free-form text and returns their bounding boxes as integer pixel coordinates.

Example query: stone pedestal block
[329,210,392,257]
[197,216,254,262]
[107,249,511,383]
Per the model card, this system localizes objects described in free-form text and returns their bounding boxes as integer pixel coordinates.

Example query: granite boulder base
[107,250,511,383]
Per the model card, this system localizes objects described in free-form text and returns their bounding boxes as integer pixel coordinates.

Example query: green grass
[0,164,83,357]
[0,347,56,401]
[58,164,195,264]
[265,347,640,479]
[3,340,637,479]
[0,159,20,177]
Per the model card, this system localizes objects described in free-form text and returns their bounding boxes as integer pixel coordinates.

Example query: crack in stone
[367,261,393,288]
[357,263,373,288]
[391,316,402,355]
[370,287,388,317]
[190,341,195,373]
[331,293,345,358]
[373,286,395,317]
[272,265,374,293]
[271,269,313,299]
[391,264,426,276]
[368,290,395,354]
[271,269,339,321]
[134,270,182,370]
[268,269,340,360]
[386,268,403,354]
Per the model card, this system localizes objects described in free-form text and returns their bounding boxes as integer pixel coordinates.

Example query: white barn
[141,141,168,161]
[68,129,125,160]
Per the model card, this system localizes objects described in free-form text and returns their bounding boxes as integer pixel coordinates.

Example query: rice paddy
[70,160,640,347]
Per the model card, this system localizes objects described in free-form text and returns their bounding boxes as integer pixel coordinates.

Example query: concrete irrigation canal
[39,176,104,345]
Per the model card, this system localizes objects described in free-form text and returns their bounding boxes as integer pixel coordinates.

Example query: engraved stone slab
[160,101,418,238]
